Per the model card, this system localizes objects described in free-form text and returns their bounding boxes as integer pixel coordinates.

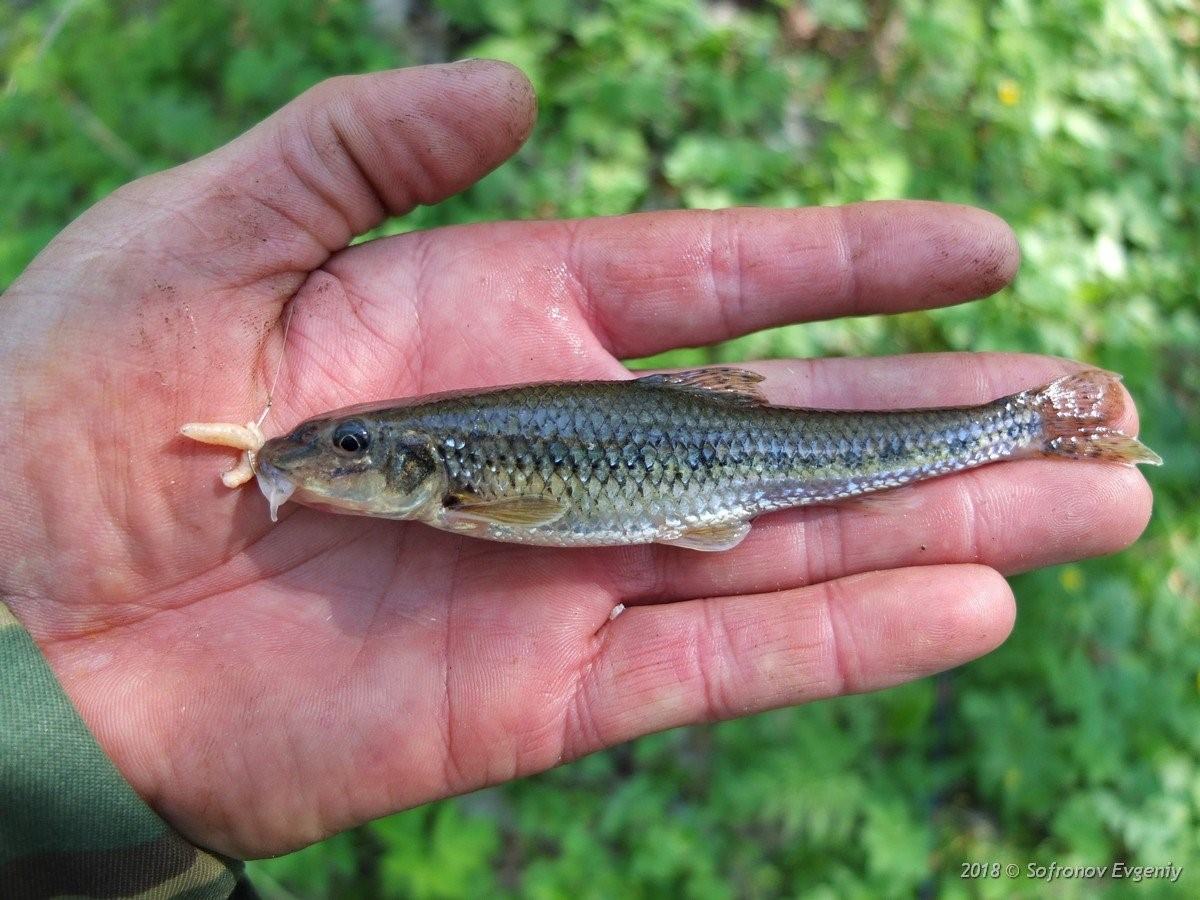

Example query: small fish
[251,367,1160,551]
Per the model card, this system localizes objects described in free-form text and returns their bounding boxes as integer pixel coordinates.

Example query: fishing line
[256,300,296,430]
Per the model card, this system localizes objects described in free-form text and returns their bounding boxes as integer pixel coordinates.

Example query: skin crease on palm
[0,61,1153,858]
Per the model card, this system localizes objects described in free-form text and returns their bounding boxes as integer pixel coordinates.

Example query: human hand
[0,61,1151,858]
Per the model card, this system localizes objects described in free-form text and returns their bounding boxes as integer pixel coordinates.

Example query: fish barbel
[250,367,1160,551]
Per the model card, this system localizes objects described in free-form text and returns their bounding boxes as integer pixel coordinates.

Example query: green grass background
[3,0,1198,896]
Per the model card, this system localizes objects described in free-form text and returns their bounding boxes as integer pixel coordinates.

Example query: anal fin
[658,520,751,552]
[835,486,923,514]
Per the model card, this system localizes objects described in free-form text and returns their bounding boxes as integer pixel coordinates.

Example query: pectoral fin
[658,521,751,552]
[442,494,569,528]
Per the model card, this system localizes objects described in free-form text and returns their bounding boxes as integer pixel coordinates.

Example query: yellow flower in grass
[998,79,1021,106]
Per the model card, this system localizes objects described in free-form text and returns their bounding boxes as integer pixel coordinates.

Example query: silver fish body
[253,367,1159,551]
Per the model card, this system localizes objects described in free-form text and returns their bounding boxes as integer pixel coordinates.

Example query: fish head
[254,415,446,522]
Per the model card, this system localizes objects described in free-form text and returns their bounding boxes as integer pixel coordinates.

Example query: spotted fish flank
[251,367,1160,550]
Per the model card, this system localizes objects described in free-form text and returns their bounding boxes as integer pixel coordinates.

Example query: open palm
[0,62,1152,858]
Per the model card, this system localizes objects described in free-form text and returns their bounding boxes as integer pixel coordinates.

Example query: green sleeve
[0,602,251,899]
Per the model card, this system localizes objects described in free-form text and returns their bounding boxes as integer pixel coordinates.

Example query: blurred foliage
[4,0,1200,896]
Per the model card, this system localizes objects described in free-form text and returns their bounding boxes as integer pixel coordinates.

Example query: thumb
[26,60,536,300]
[209,59,538,255]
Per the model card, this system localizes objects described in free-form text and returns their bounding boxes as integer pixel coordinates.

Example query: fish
[251,367,1160,551]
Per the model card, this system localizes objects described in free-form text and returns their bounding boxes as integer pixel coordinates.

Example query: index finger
[565,201,1019,358]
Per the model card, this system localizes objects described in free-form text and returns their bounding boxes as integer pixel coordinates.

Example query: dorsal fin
[635,367,767,406]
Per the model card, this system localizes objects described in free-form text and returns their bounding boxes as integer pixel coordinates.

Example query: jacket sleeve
[0,602,252,899]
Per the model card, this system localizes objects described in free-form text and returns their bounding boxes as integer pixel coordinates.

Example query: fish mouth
[254,458,297,523]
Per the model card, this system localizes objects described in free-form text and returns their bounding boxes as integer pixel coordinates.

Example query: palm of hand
[0,63,1151,858]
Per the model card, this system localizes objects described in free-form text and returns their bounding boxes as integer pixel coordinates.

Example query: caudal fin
[1031,370,1161,466]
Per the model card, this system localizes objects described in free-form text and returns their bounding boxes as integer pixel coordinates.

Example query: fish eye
[332,421,370,454]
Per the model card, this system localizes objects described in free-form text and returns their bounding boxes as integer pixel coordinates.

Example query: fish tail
[1027,370,1161,466]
